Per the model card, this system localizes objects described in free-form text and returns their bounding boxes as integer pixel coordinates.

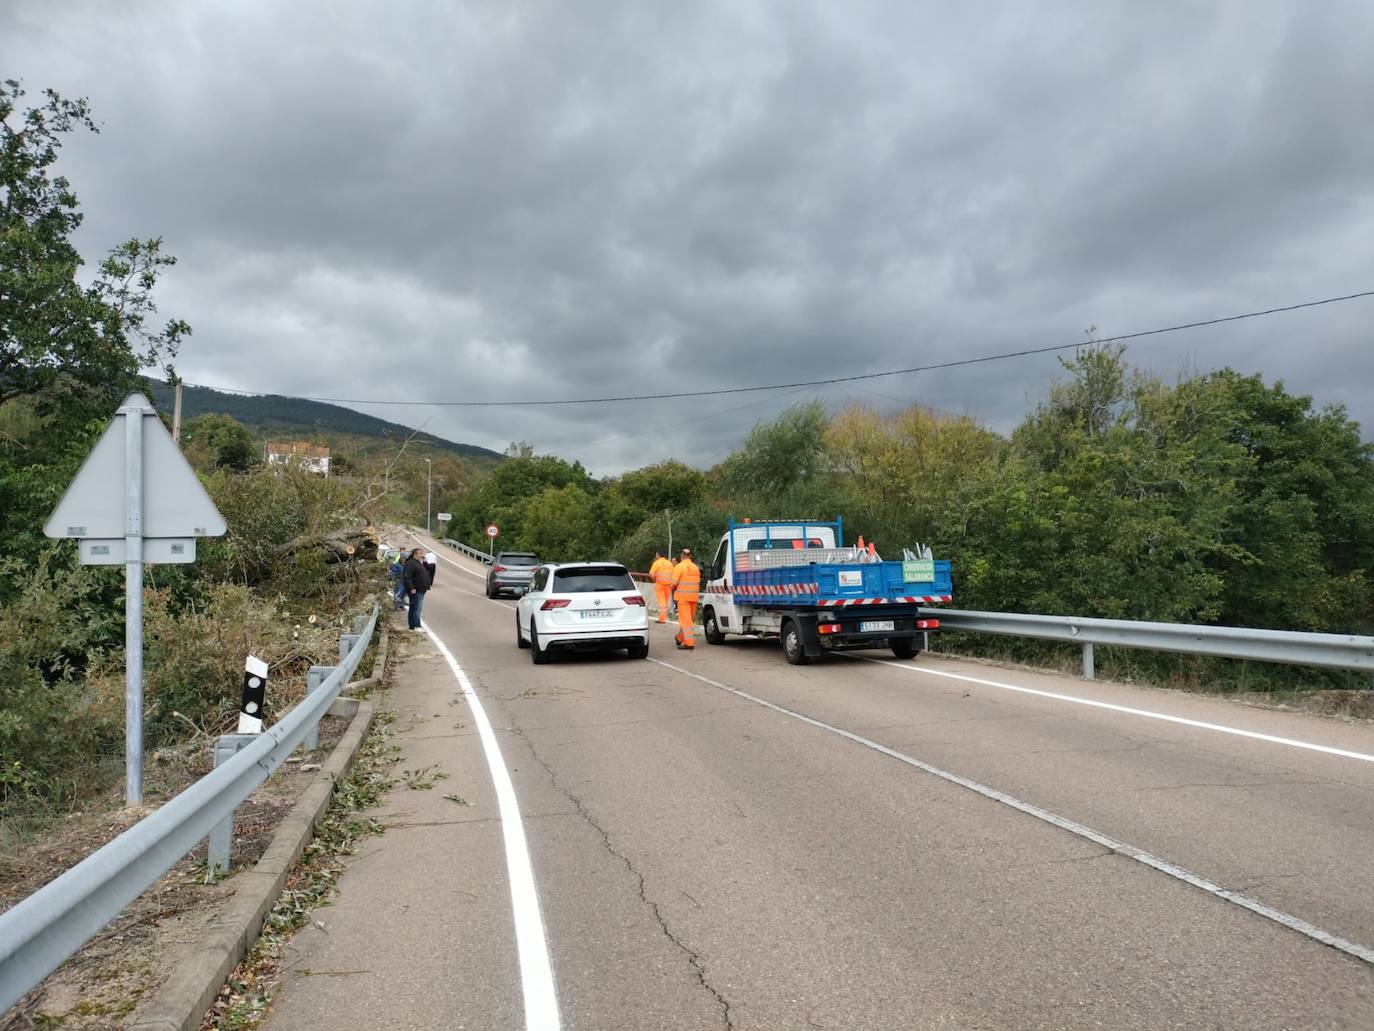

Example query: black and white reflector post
[239,656,268,734]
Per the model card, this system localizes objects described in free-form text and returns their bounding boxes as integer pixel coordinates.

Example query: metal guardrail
[440,537,493,565]
[928,608,1374,680]
[0,605,380,1013]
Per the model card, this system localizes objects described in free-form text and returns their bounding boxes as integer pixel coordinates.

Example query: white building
[265,441,331,476]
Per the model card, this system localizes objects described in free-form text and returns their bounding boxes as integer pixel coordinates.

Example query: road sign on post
[437,512,451,523]
[485,522,499,558]
[44,393,226,805]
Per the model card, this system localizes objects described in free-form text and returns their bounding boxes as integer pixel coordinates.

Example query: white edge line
[859,657,1374,764]
[427,624,562,1029]
[648,657,1374,967]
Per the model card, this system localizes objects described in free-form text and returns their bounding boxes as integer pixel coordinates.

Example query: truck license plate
[580,609,615,619]
[860,620,895,633]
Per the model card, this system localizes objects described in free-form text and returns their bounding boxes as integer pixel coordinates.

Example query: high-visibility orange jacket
[672,559,701,602]
[649,557,675,586]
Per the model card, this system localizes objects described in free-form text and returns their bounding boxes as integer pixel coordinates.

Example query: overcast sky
[4,1,1372,474]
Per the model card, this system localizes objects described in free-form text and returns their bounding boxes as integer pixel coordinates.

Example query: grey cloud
[3,0,1371,475]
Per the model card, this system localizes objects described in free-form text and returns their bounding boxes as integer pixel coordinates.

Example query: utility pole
[171,376,183,444]
[666,509,672,555]
[425,458,433,534]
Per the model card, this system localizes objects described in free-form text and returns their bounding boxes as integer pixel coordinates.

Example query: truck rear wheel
[890,637,917,659]
[782,619,810,665]
[703,608,725,645]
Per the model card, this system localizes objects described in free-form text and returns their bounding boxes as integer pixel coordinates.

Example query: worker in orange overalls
[649,549,675,624]
[672,547,701,650]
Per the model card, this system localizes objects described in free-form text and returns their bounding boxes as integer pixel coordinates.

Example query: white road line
[650,657,1374,967]
[859,657,1374,764]
[426,624,562,1029]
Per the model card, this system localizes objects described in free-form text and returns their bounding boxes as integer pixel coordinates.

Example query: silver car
[486,551,540,598]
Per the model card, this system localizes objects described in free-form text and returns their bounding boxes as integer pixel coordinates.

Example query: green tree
[601,460,706,542]
[713,401,845,517]
[1202,370,1374,632]
[454,449,595,545]
[517,484,604,560]
[181,413,258,472]
[1,80,188,419]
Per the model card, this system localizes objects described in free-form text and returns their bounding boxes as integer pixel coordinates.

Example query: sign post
[44,393,226,805]
[485,522,499,559]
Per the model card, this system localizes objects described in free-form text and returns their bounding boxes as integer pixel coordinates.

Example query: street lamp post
[425,459,432,534]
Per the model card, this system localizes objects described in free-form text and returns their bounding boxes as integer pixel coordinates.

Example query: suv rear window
[552,566,634,592]
[498,554,539,565]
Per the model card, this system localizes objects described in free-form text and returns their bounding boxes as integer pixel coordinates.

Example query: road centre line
[859,657,1374,764]
[426,624,562,1029]
[649,657,1374,966]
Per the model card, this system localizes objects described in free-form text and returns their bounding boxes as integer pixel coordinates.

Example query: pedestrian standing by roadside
[403,547,433,631]
[424,550,438,585]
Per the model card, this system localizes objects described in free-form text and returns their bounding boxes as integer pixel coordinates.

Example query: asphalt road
[266,537,1374,1029]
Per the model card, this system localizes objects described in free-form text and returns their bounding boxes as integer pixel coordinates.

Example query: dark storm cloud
[3,0,1371,473]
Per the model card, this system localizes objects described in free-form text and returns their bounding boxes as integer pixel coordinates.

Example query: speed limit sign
[485,524,499,539]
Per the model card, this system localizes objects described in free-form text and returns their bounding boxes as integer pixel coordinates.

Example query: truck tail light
[916,619,939,629]
[817,622,842,635]
[541,598,571,610]
[623,595,646,606]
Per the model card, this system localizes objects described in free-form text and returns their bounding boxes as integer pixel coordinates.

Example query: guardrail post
[340,633,359,665]
[207,734,257,874]
[1082,642,1095,680]
[352,613,367,635]
[304,665,336,749]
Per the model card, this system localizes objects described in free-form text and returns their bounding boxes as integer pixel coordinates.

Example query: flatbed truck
[699,517,952,664]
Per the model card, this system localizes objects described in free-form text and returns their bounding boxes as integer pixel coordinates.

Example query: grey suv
[486,552,540,598]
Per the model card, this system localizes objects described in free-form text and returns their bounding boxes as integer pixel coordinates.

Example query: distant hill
[142,380,504,461]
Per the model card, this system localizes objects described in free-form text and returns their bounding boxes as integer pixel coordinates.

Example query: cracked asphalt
[264,542,1374,1029]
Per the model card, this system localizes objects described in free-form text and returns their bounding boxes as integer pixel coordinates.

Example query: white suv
[515,562,650,663]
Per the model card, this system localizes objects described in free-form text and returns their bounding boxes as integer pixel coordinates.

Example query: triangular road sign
[44,393,227,540]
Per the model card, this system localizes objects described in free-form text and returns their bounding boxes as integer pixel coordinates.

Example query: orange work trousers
[655,584,672,623]
[675,598,698,648]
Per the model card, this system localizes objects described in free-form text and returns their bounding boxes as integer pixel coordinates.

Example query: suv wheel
[530,622,551,664]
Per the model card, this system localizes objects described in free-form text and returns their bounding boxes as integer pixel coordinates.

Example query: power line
[186,289,1374,409]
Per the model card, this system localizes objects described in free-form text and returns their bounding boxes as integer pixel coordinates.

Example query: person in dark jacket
[403,548,433,631]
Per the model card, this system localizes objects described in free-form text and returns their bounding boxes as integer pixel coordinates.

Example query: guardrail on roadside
[927,608,1374,681]
[0,605,380,1014]
[440,537,493,565]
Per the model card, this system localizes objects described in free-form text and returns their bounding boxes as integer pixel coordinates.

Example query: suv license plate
[860,620,895,633]
[580,609,615,619]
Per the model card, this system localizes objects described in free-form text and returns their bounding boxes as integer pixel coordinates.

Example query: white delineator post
[123,397,145,805]
[239,655,268,733]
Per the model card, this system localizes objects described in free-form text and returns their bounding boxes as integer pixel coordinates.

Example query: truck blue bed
[732,559,953,608]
